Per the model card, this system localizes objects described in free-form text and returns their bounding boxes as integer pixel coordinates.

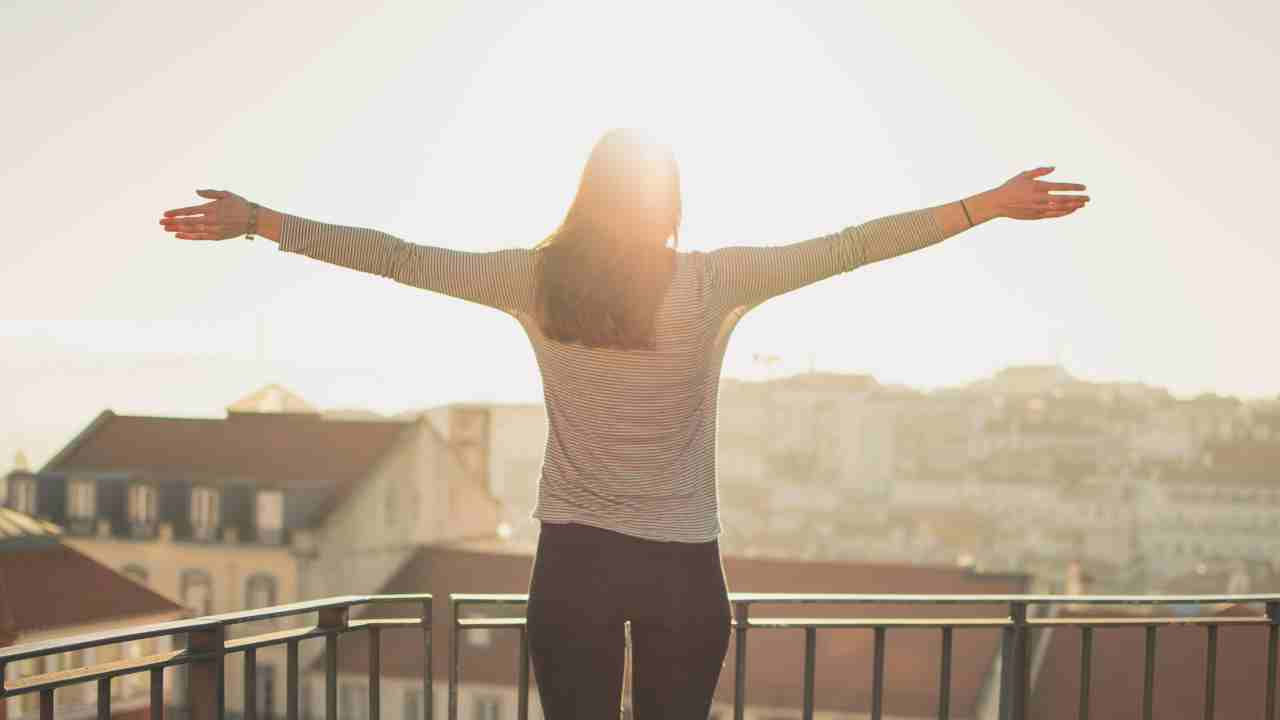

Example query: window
[122,564,149,585]
[256,489,284,531]
[404,689,424,720]
[180,569,213,616]
[10,477,36,515]
[128,483,157,524]
[245,573,278,610]
[69,479,96,518]
[191,487,220,539]
[340,682,369,720]
[472,694,500,720]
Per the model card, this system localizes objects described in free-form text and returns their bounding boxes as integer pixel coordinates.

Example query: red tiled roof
[317,541,1028,718]
[1030,603,1279,720]
[0,540,185,634]
[41,409,414,487]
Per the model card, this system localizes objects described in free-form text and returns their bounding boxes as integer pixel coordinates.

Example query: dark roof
[1029,604,1275,720]
[316,541,1029,718]
[0,537,185,635]
[39,409,415,488]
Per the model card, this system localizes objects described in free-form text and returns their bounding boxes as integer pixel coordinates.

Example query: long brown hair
[532,128,682,350]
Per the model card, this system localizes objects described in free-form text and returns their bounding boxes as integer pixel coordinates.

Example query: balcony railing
[1,592,1277,720]
[0,594,432,720]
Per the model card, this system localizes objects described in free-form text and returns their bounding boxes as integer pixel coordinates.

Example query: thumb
[1025,166,1055,178]
[196,189,228,198]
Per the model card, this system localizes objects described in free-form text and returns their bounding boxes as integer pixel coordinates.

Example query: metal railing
[0,594,432,720]
[3,592,1278,720]
[452,592,1280,720]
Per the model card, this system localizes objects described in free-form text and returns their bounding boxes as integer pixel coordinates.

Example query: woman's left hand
[159,189,252,240]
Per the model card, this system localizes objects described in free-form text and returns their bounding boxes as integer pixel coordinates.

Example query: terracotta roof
[1029,603,1277,720]
[0,536,185,635]
[40,409,414,488]
[316,541,1029,718]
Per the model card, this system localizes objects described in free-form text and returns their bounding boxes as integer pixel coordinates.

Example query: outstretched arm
[159,193,537,317]
[272,211,537,316]
[704,166,1088,314]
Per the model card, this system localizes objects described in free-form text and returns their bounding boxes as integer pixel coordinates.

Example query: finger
[162,220,215,231]
[175,232,220,240]
[1037,181,1086,191]
[163,202,215,217]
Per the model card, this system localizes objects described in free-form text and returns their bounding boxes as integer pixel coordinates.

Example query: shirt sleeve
[277,212,537,317]
[703,207,947,314]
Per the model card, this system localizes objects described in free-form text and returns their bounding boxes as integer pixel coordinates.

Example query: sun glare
[422,1,875,246]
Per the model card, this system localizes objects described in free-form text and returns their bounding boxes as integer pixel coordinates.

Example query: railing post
[1018,602,1030,720]
[422,598,433,720]
[318,605,349,720]
[188,625,226,720]
[1080,626,1093,720]
[244,646,257,720]
[368,625,381,720]
[999,601,1028,720]
[450,598,461,720]
[939,626,953,720]
[151,666,165,720]
[871,626,886,720]
[1142,625,1157,720]
[518,621,530,720]
[733,601,749,720]
[802,626,816,720]
[287,640,299,720]
[39,688,53,720]
[1266,601,1278,720]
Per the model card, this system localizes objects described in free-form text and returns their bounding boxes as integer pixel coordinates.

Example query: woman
[160,128,1087,719]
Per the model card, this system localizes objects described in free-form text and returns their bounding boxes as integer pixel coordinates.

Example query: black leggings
[526,521,732,720]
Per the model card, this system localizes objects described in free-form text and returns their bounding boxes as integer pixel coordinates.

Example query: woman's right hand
[990,167,1089,220]
[159,189,254,240]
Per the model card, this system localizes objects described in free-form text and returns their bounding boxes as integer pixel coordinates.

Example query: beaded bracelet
[245,202,259,241]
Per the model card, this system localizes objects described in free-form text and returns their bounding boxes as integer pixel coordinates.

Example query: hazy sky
[2,0,1277,469]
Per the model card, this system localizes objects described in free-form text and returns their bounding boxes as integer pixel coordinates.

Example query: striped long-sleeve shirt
[278,208,947,543]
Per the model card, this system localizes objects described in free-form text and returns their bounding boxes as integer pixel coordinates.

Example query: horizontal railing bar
[225,625,329,653]
[0,594,432,664]
[349,619,423,630]
[724,593,1280,605]
[452,594,530,604]
[3,648,218,696]
[747,618,1014,629]
[457,618,529,628]
[359,594,435,604]
[450,615,1274,630]
[5,617,430,697]
[1030,616,1270,627]
[450,592,1280,607]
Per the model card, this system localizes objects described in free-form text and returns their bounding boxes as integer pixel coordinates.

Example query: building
[8,384,501,718]
[0,506,186,720]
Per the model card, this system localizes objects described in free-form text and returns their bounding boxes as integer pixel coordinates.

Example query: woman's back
[520,249,730,542]
[274,205,946,543]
